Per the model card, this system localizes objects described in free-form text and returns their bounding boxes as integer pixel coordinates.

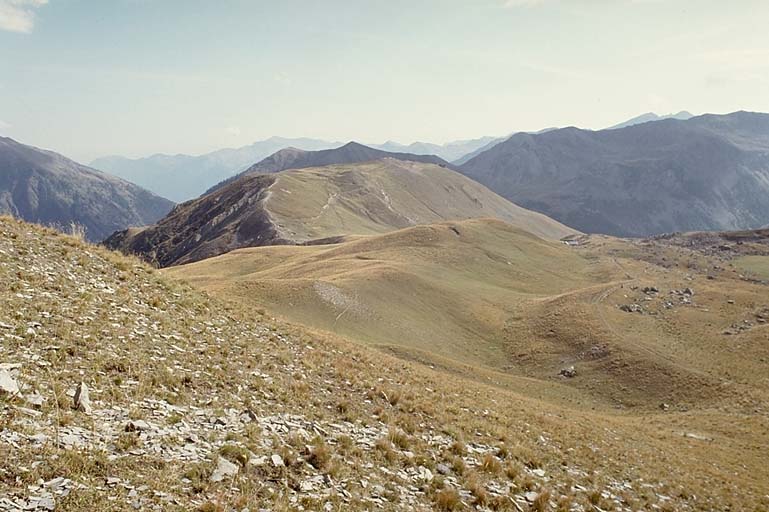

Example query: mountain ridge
[370,136,499,162]
[607,110,694,130]
[204,141,455,194]
[106,158,576,267]
[459,111,769,237]
[0,136,173,242]
[90,111,697,201]
[90,137,343,202]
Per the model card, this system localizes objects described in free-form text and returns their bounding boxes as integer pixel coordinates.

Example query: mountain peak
[340,141,369,150]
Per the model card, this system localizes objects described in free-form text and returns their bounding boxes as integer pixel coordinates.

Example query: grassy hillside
[170,217,769,510]
[168,219,599,370]
[3,215,769,511]
[734,255,769,280]
[106,158,575,267]
[265,159,575,243]
[169,218,769,412]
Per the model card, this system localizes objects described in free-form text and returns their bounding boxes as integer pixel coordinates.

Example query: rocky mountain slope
[0,137,173,242]
[3,216,766,511]
[459,111,769,237]
[106,158,575,267]
[451,113,687,167]
[206,142,453,194]
[91,137,342,202]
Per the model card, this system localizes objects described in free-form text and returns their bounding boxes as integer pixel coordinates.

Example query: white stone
[0,369,19,395]
[210,457,239,482]
[73,382,92,414]
[418,466,433,482]
[25,392,45,408]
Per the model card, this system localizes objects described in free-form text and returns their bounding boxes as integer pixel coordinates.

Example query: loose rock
[210,457,239,482]
[0,370,19,396]
[73,382,92,414]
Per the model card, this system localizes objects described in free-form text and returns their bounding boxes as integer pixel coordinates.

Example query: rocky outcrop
[104,174,281,267]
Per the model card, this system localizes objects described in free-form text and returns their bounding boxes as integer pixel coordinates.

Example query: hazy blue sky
[1,0,767,161]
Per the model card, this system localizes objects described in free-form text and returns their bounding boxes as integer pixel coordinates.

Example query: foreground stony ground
[0,217,763,511]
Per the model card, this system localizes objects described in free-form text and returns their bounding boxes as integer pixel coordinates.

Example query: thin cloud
[0,0,48,33]
[0,119,10,133]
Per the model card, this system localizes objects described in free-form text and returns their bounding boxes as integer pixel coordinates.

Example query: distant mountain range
[607,111,694,130]
[0,137,173,242]
[106,157,574,267]
[458,111,769,237]
[90,137,343,202]
[370,137,499,163]
[90,137,491,202]
[90,112,694,202]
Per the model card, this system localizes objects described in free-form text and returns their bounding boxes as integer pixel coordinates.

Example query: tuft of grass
[466,473,488,507]
[218,444,250,467]
[505,462,522,481]
[434,488,462,511]
[532,490,551,512]
[480,453,502,474]
[388,429,411,450]
[184,462,213,494]
[306,438,332,471]
[197,502,224,512]
[452,456,466,476]
[115,432,140,452]
[375,436,397,463]
[450,440,466,456]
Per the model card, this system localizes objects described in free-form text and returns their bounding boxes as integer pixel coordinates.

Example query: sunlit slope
[3,216,769,510]
[106,158,576,266]
[265,159,577,242]
[169,218,599,369]
[170,219,769,416]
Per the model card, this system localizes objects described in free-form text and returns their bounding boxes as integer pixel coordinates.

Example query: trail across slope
[106,158,576,266]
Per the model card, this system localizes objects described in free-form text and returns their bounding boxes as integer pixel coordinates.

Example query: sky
[0,0,768,162]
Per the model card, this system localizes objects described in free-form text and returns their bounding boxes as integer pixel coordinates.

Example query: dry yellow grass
[734,254,769,280]
[2,215,768,510]
[264,159,576,242]
[167,218,601,371]
[168,218,769,510]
